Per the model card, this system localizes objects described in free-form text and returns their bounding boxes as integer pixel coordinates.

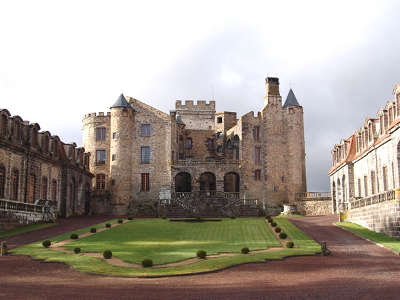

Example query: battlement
[83,112,111,119]
[175,100,216,111]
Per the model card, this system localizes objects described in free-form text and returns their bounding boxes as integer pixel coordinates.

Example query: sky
[1,0,400,191]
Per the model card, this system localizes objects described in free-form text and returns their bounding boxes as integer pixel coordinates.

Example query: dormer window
[1,115,8,137]
[42,135,49,153]
[32,129,38,147]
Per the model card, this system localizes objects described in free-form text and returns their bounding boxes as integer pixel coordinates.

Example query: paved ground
[1,215,399,300]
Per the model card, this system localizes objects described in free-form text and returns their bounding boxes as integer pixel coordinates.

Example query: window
[358,178,361,197]
[217,145,223,153]
[42,135,49,153]
[0,165,5,198]
[112,132,117,139]
[96,127,106,141]
[253,126,260,141]
[11,169,19,200]
[27,174,36,203]
[96,150,106,164]
[96,174,106,190]
[42,177,48,200]
[32,129,38,147]
[14,122,21,141]
[254,147,261,164]
[185,138,192,149]
[255,170,261,181]
[112,154,116,161]
[217,117,223,123]
[51,180,57,201]
[207,139,214,151]
[371,171,376,195]
[363,176,368,197]
[141,124,151,137]
[1,115,7,137]
[141,146,150,163]
[141,173,150,192]
[383,166,388,192]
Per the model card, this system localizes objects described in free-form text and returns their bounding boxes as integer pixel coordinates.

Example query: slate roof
[283,89,301,107]
[111,94,129,108]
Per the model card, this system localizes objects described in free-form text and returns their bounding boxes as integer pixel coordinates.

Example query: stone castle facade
[0,109,93,219]
[83,77,307,216]
[329,84,400,237]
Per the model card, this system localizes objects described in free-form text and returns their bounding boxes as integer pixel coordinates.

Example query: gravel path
[1,215,399,299]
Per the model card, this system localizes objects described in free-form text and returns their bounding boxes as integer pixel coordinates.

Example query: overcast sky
[1,0,400,191]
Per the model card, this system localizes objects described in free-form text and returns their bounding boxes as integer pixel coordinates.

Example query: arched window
[51,180,57,201]
[224,172,240,193]
[96,174,106,190]
[41,177,48,200]
[11,169,19,201]
[199,172,216,192]
[0,164,5,198]
[185,137,192,149]
[27,174,36,203]
[175,172,192,192]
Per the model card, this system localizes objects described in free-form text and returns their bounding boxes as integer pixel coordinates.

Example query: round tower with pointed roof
[284,89,307,203]
[109,94,135,215]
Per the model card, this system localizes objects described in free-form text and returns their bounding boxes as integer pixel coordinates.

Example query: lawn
[337,222,400,254]
[65,218,281,264]
[12,217,321,277]
[0,222,56,239]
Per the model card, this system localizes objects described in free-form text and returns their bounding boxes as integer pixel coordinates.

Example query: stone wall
[347,199,400,238]
[295,199,333,216]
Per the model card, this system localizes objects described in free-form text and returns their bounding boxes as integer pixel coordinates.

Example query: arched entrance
[224,172,240,193]
[199,172,216,192]
[332,181,336,213]
[175,172,192,192]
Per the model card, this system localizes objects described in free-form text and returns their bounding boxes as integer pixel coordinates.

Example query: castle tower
[283,89,307,203]
[109,94,135,215]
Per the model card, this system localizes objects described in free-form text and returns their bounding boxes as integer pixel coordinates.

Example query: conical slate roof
[283,89,301,107]
[111,94,129,108]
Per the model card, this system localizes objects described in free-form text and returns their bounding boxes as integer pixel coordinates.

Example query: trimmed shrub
[103,250,112,259]
[74,247,81,254]
[1,242,8,254]
[286,241,294,248]
[241,247,250,254]
[90,228,97,233]
[70,233,79,239]
[105,223,111,228]
[271,222,277,227]
[268,219,273,223]
[127,217,133,221]
[42,240,51,248]
[196,250,207,259]
[266,216,272,221]
[279,232,288,239]
[162,216,167,219]
[118,219,123,224]
[275,227,281,233]
[142,259,153,268]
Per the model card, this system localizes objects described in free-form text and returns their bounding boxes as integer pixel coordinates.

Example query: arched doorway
[342,175,346,207]
[175,172,192,192]
[224,172,240,193]
[199,172,216,192]
[332,181,336,213]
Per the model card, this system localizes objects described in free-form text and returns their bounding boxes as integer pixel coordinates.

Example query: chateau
[83,77,307,216]
[329,84,400,237]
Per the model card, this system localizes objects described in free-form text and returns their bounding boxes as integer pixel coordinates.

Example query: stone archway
[175,172,192,192]
[199,172,216,192]
[224,172,240,193]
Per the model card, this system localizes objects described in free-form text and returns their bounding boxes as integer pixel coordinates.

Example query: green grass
[337,222,400,254]
[64,218,281,264]
[0,222,56,239]
[12,217,321,277]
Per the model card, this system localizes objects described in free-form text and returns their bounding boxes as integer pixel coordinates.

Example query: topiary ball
[286,241,294,248]
[127,217,133,221]
[74,247,81,254]
[275,227,281,233]
[279,232,288,239]
[142,259,153,268]
[271,222,277,227]
[196,250,207,259]
[161,216,167,219]
[105,223,111,228]
[90,228,96,233]
[42,240,51,248]
[103,250,112,259]
[241,247,250,254]
[70,233,79,239]
[118,219,123,224]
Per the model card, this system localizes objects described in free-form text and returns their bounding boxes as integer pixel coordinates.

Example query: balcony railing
[0,198,57,222]
[173,159,240,166]
[173,191,240,200]
[349,190,396,209]
[295,192,331,201]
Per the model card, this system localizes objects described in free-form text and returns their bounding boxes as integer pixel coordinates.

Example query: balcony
[173,159,240,167]
[295,192,331,201]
